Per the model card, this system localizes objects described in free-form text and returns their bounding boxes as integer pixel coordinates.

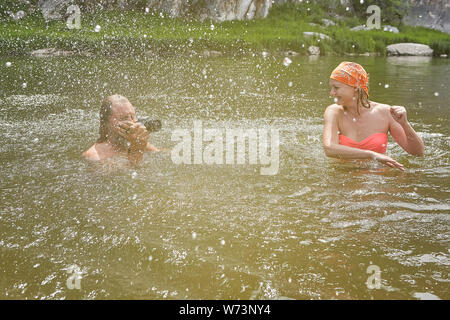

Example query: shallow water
[0,53,449,299]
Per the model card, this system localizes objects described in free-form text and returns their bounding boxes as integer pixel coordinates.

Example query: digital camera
[137,117,162,133]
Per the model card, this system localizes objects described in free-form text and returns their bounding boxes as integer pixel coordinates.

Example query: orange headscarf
[330,61,369,96]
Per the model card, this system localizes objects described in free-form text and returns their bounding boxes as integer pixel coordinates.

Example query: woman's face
[329,79,356,107]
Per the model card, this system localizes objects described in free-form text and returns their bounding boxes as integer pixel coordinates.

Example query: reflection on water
[0,54,449,299]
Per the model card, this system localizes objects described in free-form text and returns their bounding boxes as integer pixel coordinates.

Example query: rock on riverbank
[386,43,434,56]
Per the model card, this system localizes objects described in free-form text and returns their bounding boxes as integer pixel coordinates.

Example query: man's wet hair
[97,95,130,143]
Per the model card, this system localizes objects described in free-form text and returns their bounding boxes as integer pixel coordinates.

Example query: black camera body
[137,117,162,133]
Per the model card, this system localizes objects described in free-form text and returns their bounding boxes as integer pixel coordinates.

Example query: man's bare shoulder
[82,144,101,161]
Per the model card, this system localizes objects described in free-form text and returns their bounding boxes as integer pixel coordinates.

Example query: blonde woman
[323,62,424,170]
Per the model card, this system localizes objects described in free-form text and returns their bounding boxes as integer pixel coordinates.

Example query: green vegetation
[0,2,449,56]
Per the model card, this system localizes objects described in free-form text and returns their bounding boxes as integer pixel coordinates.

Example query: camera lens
[138,117,162,133]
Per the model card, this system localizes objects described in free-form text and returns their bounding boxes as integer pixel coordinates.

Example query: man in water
[83,94,159,166]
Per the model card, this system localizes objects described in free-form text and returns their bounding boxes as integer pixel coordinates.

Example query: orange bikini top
[339,132,388,154]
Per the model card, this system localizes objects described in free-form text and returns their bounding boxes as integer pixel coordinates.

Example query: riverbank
[1,4,449,56]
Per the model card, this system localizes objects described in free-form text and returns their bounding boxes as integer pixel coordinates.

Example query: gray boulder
[383,25,399,33]
[146,0,272,21]
[350,25,371,31]
[351,24,399,33]
[307,46,320,55]
[386,43,434,56]
[36,0,272,21]
[284,50,299,56]
[322,19,336,27]
[38,0,72,21]
[403,0,450,34]
[31,48,76,57]
[202,50,223,57]
[303,32,332,41]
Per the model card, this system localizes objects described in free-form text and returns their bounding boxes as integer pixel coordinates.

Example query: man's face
[109,101,136,127]
[108,101,137,147]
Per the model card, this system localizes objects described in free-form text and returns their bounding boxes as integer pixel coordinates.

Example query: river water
[0,53,449,299]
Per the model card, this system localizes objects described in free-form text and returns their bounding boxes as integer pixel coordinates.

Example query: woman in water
[323,61,424,170]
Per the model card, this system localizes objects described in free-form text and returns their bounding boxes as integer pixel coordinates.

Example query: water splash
[282,57,292,67]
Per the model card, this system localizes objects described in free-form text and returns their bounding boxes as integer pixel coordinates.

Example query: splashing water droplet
[94,25,101,32]
[282,57,292,67]
[384,84,389,88]
[220,239,225,246]
[5,62,12,67]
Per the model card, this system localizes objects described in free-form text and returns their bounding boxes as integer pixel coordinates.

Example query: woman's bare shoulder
[324,103,344,115]
[371,101,391,113]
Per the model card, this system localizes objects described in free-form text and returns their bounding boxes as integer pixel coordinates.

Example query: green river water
[0,53,448,299]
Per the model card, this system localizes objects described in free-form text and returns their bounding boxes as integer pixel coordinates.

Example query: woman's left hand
[390,105,408,125]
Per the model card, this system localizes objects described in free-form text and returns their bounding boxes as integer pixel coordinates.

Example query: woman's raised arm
[388,105,425,156]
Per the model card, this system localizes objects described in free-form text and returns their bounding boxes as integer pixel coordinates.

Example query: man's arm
[146,143,160,152]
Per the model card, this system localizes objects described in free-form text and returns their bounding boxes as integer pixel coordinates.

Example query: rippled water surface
[0,53,449,299]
